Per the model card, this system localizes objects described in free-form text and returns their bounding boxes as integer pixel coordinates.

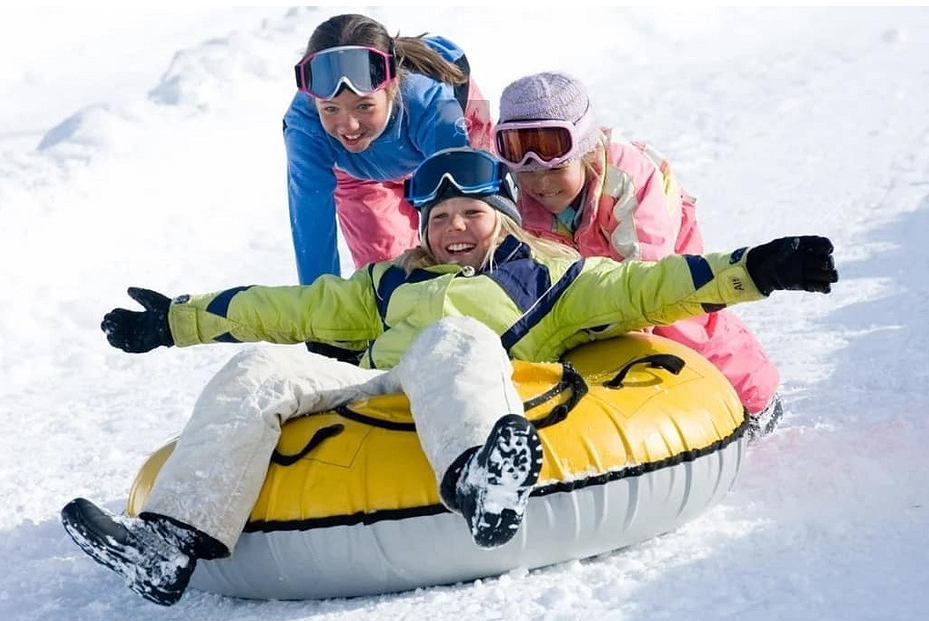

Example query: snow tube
[127,333,747,600]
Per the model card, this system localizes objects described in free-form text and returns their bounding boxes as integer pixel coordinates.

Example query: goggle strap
[416,174,500,206]
[388,37,397,75]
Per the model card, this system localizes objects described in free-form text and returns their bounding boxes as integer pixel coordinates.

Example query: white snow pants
[142,316,525,552]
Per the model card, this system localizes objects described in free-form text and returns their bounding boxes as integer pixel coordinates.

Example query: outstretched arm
[560,235,838,334]
[101,272,382,354]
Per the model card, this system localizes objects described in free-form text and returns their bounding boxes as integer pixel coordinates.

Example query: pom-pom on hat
[498,71,601,171]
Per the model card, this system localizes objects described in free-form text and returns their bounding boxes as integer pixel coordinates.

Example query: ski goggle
[294,45,395,100]
[492,107,595,169]
[404,149,514,210]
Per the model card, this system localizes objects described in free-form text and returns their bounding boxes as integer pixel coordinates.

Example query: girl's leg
[392,316,524,481]
[61,346,392,605]
[390,316,542,548]
[143,346,388,551]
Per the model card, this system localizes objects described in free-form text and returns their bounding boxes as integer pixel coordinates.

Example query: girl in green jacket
[60,148,837,607]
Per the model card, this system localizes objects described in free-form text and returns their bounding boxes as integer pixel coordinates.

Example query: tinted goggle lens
[405,151,508,209]
[494,125,575,166]
[295,47,392,99]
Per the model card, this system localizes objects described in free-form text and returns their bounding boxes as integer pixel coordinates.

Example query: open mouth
[445,242,476,255]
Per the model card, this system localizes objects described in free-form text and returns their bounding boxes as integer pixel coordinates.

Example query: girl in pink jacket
[494,72,781,438]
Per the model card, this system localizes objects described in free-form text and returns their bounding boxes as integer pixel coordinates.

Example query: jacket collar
[487,235,531,270]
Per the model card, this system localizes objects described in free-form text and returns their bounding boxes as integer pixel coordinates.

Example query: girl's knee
[429,316,497,342]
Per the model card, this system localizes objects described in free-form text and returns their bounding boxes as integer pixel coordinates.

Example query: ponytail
[394,35,467,85]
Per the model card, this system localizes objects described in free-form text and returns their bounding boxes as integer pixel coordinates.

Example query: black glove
[746,236,838,296]
[101,287,175,353]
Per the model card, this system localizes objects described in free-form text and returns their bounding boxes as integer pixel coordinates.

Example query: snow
[2,6,928,620]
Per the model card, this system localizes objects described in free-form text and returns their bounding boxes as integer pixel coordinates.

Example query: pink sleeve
[674,189,703,254]
[605,143,683,262]
[627,162,681,261]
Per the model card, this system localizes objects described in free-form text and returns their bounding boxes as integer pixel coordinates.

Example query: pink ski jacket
[517,135,779,414]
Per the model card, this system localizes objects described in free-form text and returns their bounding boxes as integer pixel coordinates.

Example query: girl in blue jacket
[284,13,492,286]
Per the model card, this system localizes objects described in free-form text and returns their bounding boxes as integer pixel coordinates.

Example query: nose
[533,175,555,193]
[448,212,467,230]
[339,114,361,132]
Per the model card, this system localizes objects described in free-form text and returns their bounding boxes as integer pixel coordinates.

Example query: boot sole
[465,415,544,548]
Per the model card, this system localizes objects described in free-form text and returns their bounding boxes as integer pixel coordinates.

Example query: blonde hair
[394,212,580,274]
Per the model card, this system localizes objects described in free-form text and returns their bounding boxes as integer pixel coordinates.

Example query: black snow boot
[60,498,224,606]
[453,414,544,549]
[746,393,785,443]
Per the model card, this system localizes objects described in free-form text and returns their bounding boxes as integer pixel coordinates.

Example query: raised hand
[101,287,175,353]
[746,236,839,295]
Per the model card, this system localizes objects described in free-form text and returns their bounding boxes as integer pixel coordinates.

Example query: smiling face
[313,83,395,153]
[513,161,586,214]
[425,197,499,270]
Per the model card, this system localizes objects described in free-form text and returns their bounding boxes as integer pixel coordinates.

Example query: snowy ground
[1,6,927,621]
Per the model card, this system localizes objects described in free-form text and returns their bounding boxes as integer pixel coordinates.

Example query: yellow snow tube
[127,333,747,599]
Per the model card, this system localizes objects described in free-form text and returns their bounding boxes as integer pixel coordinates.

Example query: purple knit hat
[498,71,601,171]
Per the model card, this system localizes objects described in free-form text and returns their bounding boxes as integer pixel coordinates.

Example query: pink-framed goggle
[294,45,395,100]
[493,106,595,169]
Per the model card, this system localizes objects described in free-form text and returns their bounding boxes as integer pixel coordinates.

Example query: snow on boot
[61,498,204,606]
[746,393,784,443]
[455,414,544,549]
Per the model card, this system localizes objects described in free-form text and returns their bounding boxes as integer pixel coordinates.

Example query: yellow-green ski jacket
[168,237,764,369]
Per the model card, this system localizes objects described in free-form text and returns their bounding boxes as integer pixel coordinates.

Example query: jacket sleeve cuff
[167,301,202,347]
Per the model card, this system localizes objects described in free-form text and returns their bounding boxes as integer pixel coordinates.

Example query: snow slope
[1,6,927,620]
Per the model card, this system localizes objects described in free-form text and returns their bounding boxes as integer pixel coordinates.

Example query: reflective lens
[295,46,393,99]
[405,149,511,209]
[494,123,576,168]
